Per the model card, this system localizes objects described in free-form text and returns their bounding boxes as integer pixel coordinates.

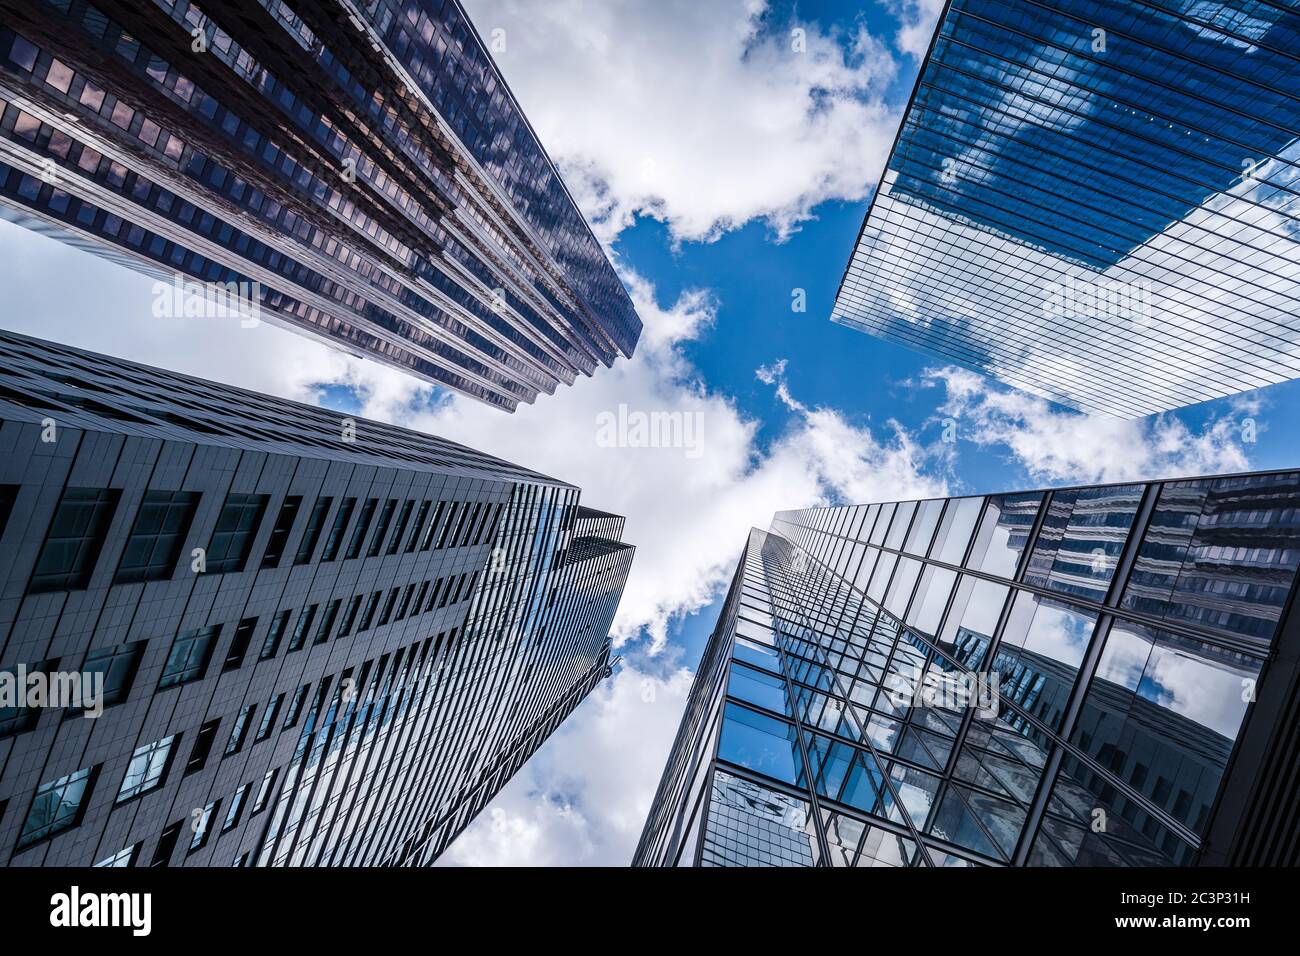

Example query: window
[114,490,198,583]
[223,784,249,832]
[367,498,397,556]
[1077,621,1260,832]
[314,598,341,644]
[395,583,416,620]
[287,604,318,652]
[387,500,414,555]
[189,800,220,853]
[1025,485,1142,602]
[205,492,268,573]
[223,616,258,671]
[260,495,302,568]
[283,683,310,729]
[94,843,139,867]
[259,609,290,659]
[256,694,284,741]
[717,702,799,785]
[159,625,219,688]
[0,484,17,542]
[345,498,377,559]
[186,719,220,774]
[18,766,97,849]
[293,496,332,564]
[29,488,120,592]
[251,768,279,814]
[358,591,380,631]
[407,501,431,551]
[436,502,460,548]
[150,821,182,867]
[117,735,177,801]
[76,641,144,711]
[225,704,255,756]
[337,595,362,637]
[1,659,57,736]
[1122,473,1300,642]
[377,587,399,626]
[966,493,1042,577]
[411,581,429,616]
[320,497,355,561]
[421,501,446,550]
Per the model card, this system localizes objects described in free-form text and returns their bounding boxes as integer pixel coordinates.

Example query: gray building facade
[636,471,1300,867]
[0,327,633,867]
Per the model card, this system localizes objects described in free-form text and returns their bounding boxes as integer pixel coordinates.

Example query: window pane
[903,499,944,555]
[205,493,268,573]
[1072,620,1260,838]
[19,767,94,848]
[906,565,957,639]
[993,591,1099,731]
[1025,484,1142,601]
[159,626,218,688]
[115,490,198,583]
[726,661,790,715]
[1122,473,1300,642]
[701,769,813,867]
[931,496,983,564]
[29,488,120,592]
[966,493,1041,577]
[717,702,800,785]
[937,575,1009,669]
[117,735,175,801]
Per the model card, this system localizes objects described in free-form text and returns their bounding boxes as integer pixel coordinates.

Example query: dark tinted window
[30,488,120,592]
[114,490,199,583]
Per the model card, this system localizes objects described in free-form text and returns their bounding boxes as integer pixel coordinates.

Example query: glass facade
[0,0,641,411]
[0,328,634,866]
[635,470,1300,867]
[832,0,1300,417]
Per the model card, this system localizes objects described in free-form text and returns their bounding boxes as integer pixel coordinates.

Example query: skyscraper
[831,0,1300,418]
[0,0,640,411]
[635,471,1300,867]
[0,327,633,866]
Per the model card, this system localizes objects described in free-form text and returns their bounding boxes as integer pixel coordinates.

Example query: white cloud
[889,0,946,59]
[928,365,1255,485]
[437,663,694,866]
[462,0,900,243]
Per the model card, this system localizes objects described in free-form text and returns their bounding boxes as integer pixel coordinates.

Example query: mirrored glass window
[1071,620,1260,838]
[932,496,983,565]
[701,770,813,867]
[937,575,1009,669]
[966,493,1042,577]
[993,592,1100,731]
[726,661,791,717]
[906,565,957,639]
[904,499,945,556]
[717,702,800,785]
[1122,473,1300,642]
[1025,484,1143,601]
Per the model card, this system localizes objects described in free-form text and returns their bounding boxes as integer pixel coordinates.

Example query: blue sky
[2,0,1297,866]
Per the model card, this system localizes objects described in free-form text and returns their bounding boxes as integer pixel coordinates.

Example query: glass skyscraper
[832,0,1300,418]
[0,0,640,411]
[636,471,1300,867]
[0,328,633,866]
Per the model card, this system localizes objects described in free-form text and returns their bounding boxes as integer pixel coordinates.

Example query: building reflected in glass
[0,0,640,411]
[635,470,1300,866]
[831,0,1300,417]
